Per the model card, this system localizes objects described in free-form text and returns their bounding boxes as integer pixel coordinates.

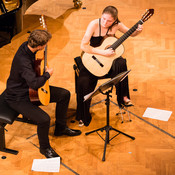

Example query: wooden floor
[1,0,175,174]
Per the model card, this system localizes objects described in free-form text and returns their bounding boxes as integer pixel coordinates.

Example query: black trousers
[75,56,130,126]
[6,86,70,149]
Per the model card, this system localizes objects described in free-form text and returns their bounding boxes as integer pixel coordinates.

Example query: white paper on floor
[32,157,60,172]
[143,107,172,121]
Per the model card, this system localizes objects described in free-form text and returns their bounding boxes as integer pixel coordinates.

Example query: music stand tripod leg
[85,126,106,136]
[111,127,135,140]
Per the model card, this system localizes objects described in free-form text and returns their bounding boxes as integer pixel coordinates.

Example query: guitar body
[82,36,124,77]
[38,59,50,106]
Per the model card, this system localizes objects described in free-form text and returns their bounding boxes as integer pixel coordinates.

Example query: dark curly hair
[28,29,52,48]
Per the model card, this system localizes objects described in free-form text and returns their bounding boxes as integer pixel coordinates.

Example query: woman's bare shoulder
[88,19,99,27]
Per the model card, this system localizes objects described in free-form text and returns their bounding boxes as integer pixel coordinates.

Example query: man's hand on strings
[46,67,53,76]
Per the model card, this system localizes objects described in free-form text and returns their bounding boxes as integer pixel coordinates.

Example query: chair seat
[0,91,19,124]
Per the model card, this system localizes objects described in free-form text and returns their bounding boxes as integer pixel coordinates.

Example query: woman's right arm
[80,20,97,54]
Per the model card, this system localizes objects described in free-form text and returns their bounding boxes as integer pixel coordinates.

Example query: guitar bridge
[92,55,104,67]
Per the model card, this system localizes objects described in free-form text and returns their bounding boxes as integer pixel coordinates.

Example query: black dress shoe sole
[54,132,81,137]
[54,129,82,137]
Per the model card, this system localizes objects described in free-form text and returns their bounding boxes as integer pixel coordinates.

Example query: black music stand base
[85,88,135,161]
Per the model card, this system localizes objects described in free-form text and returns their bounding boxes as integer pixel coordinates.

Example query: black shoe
[40,147,61,159]
[54,127,82,136]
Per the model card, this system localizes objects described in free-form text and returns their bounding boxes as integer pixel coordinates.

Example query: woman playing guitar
[76,6,143,127]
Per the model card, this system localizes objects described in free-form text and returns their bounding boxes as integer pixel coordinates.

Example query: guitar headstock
[141,9,154,22]
[39,15,47,30]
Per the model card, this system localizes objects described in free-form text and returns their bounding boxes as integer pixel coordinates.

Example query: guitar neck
[43,45,47,73]
[110,20,144,50]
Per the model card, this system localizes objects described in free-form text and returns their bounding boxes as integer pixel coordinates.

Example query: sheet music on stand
[84,70,131,102]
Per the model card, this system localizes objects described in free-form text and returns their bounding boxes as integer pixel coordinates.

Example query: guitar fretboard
[43,45,47,73]
[110,20,143,50]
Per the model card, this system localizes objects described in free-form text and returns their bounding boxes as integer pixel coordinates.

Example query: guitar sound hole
[41,88,48,94]
[105,45,112,49]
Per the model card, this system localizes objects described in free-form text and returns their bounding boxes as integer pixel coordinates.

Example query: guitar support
[85,86,135,161]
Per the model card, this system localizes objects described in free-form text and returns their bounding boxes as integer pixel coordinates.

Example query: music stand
[84,70,135,161]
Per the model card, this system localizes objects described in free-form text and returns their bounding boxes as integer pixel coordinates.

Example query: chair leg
[125,107,132,122]
[116,107,126,123]
[119,107,124,123]
[0,124,18,155]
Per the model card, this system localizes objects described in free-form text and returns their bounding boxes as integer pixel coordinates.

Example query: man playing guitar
[4,29,81,159]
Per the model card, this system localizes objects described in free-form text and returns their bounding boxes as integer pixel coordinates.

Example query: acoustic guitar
[38,15,50,106]
[82,9,154,77]
[29,15,50,106]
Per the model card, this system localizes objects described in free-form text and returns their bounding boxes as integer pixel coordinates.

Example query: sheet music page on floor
[31,157,60,172]
[143,107,172,121]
